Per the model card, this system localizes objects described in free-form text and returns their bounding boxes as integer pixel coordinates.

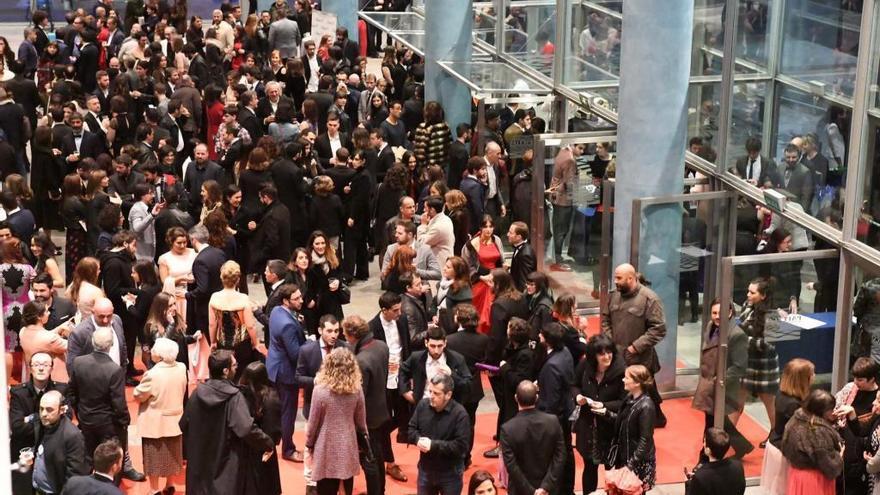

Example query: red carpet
[114,384,767,494]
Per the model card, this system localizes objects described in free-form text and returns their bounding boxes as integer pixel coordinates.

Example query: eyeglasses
[31,363,52,369]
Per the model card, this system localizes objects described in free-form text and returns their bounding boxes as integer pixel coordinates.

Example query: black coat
[314,132,351,169]
[446,330,489,405]
[510,242,537,292]
[251,201,292,272]
[399,349,473,404]
[61,473,124,494]
[353,335,390,429]
[500,345,536,424]
[183,160,226,219]
[76,43,100,93]
[369,313,412,360]
[536,347,575,420]
[68,351,130,429]
[34,416,88,494]
[270,158,307,237]
[448,141,469,190]
[500,408,567,495]
[607,393,656,470]
[487,296,529,364]
[684,458,746,495]
[187,246,227,336]
[237,107,263,143]
[10,380,68,494]
[98,248,135,316]
[345,168,373,237]
[572,354,626,460]
[308,261,345,321]
[308,194,345,239]
[180,379,275,495]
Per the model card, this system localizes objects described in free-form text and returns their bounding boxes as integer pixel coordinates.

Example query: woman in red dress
[204,85,225,161]
[462,215,504,334]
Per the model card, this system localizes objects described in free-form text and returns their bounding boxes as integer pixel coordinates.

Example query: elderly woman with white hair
[133,337,188,495]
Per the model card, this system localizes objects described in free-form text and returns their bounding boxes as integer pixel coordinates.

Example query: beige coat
[600,284,666,372]
[692,319,748,415]
[134,361,188,439]
[417,211,455,268]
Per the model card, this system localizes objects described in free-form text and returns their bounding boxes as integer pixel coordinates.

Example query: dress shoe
[483,446,499,458]
[386,464,407,482]
[549,263,573,272]
[282,450,304,462]
[128,368,144,377]
[125,377,140,387]
[162,487,176,495]
[122,468,146,481]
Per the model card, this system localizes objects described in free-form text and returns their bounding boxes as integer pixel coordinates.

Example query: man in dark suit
[32,390,88,494]
[185,43,211,90]
[97,231,140,382]
[134,122,160,170]
[685,428,746,495]
[249,184,292,275]
[271,143,308,247]
[69,112,107,164]
[400,272,430,341]
[370,127,396,183]
[305,76,336,132]
[257,81,294,131]
[1,190,35,245]
[399,326,472,408]
[104,17,125,61]
[369,292,412,481]
[5,66,41,131]
[68,327,143,480]
[183,144,226,219]
[10,352,69,494]
[314,112,351,169]
[92,71,113,115]
[334,27,360,67]
[448,124,472,190]
[237,90,264,143]
[108,154,147,218]
[507,221,537,292]
[76,29,100,93]
[780,143,814,211]
[500,381,567,495]
[460,157,488,231]
[445,303,489,466]
[733,136,781,188]
[343,315,389,495]
[153,187,196,255]
[186,225,227,336]
[84,94,108,147]
[62,438,125,494]
[266,283,306,462]
[344,151,373,282]
[254,260,289,328]
[296,315,346,419]
[217,124,244,184]
[0,83,29,171]
[66,298,127,374]
[32,273,76,332]
[536,324,576,495]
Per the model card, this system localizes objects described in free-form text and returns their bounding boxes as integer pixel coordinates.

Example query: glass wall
[500,0,559,78]
[563,1,622,87]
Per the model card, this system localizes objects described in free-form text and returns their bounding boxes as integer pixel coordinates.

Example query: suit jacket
[68,351,130,429]
[62,473,124,494]
[270,158,307,234]
[376,144,395,182]
[448,140,470,190]
[128,201,157,260]
[76,43,100,93]
[417,212,455,268]
[46,296,77,331]
[266,305,306,385]
[188,54,211,90]
[169,86,203,131]
[7,208,35,245]
[510,241,537,292]
[255,282,284,328]
[401,292,429,340]
[445,330,488,404]
[268,18,302,59]
[51,122,76,158]
[734,155,781,187]
[251,201,292,272]
[295,339,348,409]
[5,75,41,129]
[183,160,226,219]
[382,241,442,281]
[369,313,411,361]
[335,38,359,67]
[314,132,351,169]
[399,349,472,404]
[536,347,575,420]
[684,458,746,495]
[353,335,390,429]
[500,408,567,495]
[459,175,486,231]
[187,246,227,334]
[779,162,814,211]
[237,107,263,143]
[66,315,127,371]
[34,416,87,494]
[306,91,334,131]
[257,95,294,126]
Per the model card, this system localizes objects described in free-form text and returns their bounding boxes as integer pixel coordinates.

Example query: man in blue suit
[295,314,348,419]
[267,283,306,462]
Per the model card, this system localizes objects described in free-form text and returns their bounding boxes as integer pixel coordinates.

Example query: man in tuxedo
[217,124,244,184]
[237,91,263,143]
[343,315,389,495]
[62,438,125,495]
[84,95,108,146]
[267,283,307,462]
[780,143,814,211]
[69,112,106,162]
[183,144,226,219]
[314,112,351,169]
[68,327,143,480]
[10,352,69,494]
[135,123,160,170]
[448,124,472,190]
[369,292,412,482]
[399,327,472,408]
[105,16,125,61]
[48,106,75,157]
[370,127,396,183]
[249,184,292,276]
[507,221,537,292]
[186,225,227,337]
[159,100,191,156]
[296,315,346,419]
[271,143,308,247]
[734,136,780,188]
[184,43,211,90]
[254,259,289,328]
[500,381,566,495]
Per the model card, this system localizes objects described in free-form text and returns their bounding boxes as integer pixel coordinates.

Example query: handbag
[356,430,375,465]
[338,282,351,304]
[605,466,644,495]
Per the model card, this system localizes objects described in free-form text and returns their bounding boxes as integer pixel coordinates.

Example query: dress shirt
[484,157,498,199]
[424,353,447,398]
[307,56,320,92]
[73,134,83,153]
[382,314,401,389]
[93,318,121,366]
[746,156,762,182]
[32,442,53,492]
[329,133,342,156]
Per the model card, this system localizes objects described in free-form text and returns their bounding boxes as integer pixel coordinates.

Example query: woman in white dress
[157,227,203,381]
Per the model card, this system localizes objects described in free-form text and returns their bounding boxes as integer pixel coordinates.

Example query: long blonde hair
[315,348,362,395]
[780,358,815,401]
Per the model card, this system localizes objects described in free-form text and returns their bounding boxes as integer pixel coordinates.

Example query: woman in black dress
[307,231,347,322]
[60,174,87,285]
[224,185,254,293]
[85,169,112,251]
[287,248,319,335]
[239,362,282,495]
[308,176,345,250]
[28,127,63,232]
[143,292,196,373]
[239,147,273,213]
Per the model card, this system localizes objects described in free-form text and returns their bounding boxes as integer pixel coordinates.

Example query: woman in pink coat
[305,347,368,495]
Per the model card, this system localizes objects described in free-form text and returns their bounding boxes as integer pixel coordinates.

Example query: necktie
[747,159,755,180]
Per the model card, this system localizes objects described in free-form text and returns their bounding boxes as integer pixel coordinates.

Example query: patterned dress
[0,263,36,350]
[741,303,781,395]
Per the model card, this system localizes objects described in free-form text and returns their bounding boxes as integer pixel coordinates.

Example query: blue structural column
[324,0,358,42]
[424,0,473,132]
[612,0,693,391]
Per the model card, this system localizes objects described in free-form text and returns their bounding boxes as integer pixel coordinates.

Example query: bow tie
[73,133,82,138]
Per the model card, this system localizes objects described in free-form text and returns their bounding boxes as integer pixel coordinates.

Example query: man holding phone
[32,273,76,334]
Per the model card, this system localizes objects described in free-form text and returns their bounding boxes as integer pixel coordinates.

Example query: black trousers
[81,422,128,470]
[558,417,576,495]
[120,312,139,375]
[342,229,369,281]
[381,388,411,463]
[701,413,752,461]
[463,401,479,463]
[488,375,505,439]
[361,428,385,495]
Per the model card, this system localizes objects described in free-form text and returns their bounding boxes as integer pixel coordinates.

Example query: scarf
[311,252,329,275]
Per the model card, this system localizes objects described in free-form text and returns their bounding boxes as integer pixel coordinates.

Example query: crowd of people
[0,2,872,495]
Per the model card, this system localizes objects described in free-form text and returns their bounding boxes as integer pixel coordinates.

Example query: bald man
[66,298,129,382]
[32,390,87,494]
[601,263,668,425]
